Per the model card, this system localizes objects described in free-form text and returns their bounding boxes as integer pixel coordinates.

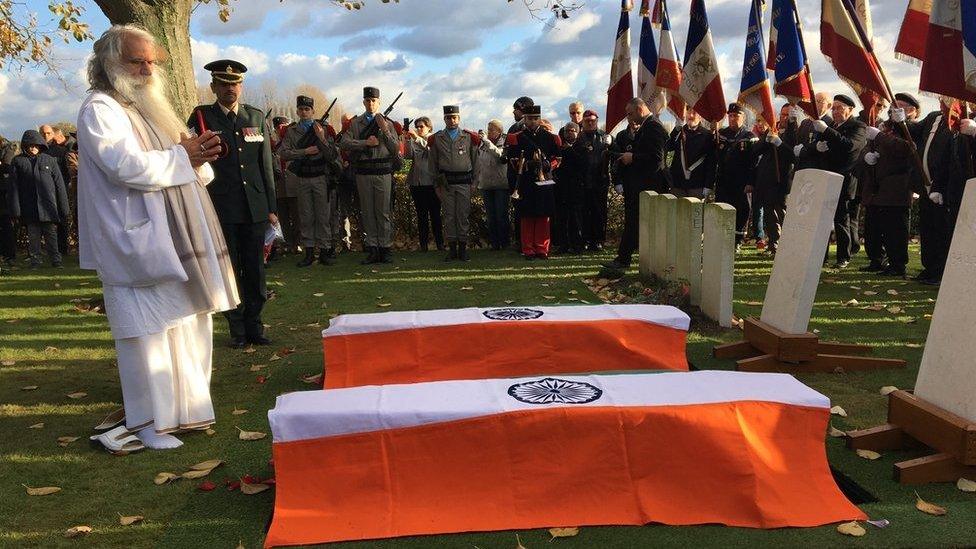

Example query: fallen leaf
[237,427,267,441]
[249,364,266,372]
[313,292,324,297]
[182,469,213,480]
[189,459,223,471]
[153,472,180,485]
[830,405,848,417]
[240,479,271,495]
[255,375,267,384]
[301,373,323,384]
[1,360,15,366]
[880,386,899,396]
[957,478,976,492]
[205,428,216,436]
[915,492,947,515]
[864,304,885,311]
[118,514,143,526]
[887,289,899,295]
[836,521,866,537]
[232,408,248,416]
[856,449,882,460]
[863,290,878,296]
[28,422,44,429]
[243,346,257,354]
[844,298,860,307]
[887,306,903,314]
[849,285,862,290]
[66,392,87,400]
[542,295,556,300]
[460,286,474,291]
[905,343,923,348]
[57,436,79,447]
[377,303,392,308]
[197,480,217,491]
[504,300,515,305]
[24,485,61,496]
[568,289,578,295]
[236,540,245,549]
[21,385,38,391]
[45,346,59,352]
[515,533,527,549]
[828,425,847,438]
[64,526,92,538]
[548,527,580,539]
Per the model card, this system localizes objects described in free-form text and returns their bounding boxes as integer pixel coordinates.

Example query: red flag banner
[895,0,932,64]
[607,0,636,132]
[821,0,891,110]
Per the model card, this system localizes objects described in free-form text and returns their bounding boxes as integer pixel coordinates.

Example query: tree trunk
[94,0,196,117]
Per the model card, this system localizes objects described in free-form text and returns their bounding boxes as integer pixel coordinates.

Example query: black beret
[513,96,535,111]
[727,103,744,114]
[523,105,542,116]
[363,86,380,99]
[834,94,856,108]
[204,59,248,83]
[894,92,920,109]
[443,105,460,115]
[296,95,314,109]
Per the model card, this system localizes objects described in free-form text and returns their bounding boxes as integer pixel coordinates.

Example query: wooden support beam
[894,453,976,485]
[712,340,760,359]
[847,424,909,451]
[816,342,874,356]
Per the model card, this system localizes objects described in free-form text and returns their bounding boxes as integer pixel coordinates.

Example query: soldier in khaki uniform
[428,105,479,261]
[277,95,341,267]
[339,86,400,265]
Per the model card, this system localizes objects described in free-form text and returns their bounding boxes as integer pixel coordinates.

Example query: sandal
[93,408,125,431]
[90,424,145,454]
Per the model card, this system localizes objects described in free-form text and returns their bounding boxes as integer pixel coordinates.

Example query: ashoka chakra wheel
[507,378,602,405]
[482,307,544,321]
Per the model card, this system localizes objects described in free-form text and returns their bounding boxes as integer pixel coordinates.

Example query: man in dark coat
[667,108,716,200]
[910,103,956,284]
[508,96,534,250]
[188,59,278,348]
[7,130,69,268]
[0,139,17,265]
[715,103,758,247]
[574,110,612,251]
[787,92,833,171]
[603,97,669,270]
[794,94,867,268]
[505,104,561,259]
[752,107,795,254]
[552,122,583,253]
[39,125,76,256]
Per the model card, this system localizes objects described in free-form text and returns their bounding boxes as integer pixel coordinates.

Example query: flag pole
[788,0,818,117]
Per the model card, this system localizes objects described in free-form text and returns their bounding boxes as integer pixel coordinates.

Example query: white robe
[77,92,238,433]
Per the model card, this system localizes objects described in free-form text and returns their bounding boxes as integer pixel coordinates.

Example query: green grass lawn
[1,244,973,548]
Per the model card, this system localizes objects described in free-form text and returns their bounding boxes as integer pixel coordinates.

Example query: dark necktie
[227,109,236,123]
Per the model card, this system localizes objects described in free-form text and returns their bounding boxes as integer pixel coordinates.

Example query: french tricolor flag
[919,0,976,102]
[655,0,685,119]
[606,0,635,133]
[637,0,665,114]
[679,0,727,123]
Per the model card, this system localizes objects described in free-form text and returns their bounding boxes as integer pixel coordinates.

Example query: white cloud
[544,11,601,45]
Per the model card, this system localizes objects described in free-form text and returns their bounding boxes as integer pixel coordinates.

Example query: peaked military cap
[894,92,920,110]
[523,105,542,117]
[834,94,856,108]
[443,105,460,115]
[363,86,380,99]
[297,95,314,109]
[727,103,744,114]
[204,59,247,84]
[513,96,535,111]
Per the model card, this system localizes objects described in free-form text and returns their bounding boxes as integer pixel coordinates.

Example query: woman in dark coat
[8,130,68,268]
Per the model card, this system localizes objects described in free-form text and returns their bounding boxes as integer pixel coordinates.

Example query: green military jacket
[188,102,276,224]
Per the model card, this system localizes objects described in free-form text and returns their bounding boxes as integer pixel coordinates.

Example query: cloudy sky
[0,0,930,139]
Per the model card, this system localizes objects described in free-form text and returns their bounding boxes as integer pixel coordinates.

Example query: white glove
[865,126,881,140]
[789,106,804,123]
[812,120,828,133]
[864,151,880,166]
[929,192,944,205]
[614,184,624,195]
[816,140,829,153]
[890,108,906,123]
[767,134,783,147]
[961,118,976,137]
[793,144,804,157]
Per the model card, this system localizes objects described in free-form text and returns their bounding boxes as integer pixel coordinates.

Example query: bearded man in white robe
[77,25,237,451]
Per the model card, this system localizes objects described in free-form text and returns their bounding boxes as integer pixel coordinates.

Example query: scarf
[123,107,239,314]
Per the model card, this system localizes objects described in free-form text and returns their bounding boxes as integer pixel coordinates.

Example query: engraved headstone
[914,178,976,423]
[702,202,736,327]
[759,169,843,334]
[655,194,678,279]
[639,191,659,279]
[676,197,704,306]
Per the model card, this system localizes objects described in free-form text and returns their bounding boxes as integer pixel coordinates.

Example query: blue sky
[1,0,931,139]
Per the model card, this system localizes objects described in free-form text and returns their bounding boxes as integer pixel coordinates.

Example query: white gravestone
[676,197,704,306]
[760,169,843,334]
[654,194,678,280]
[639,191,659,279]
[914,178,976,423]
[702,202,736,327]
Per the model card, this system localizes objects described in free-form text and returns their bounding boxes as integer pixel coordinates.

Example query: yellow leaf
[243,346,257,354]
[301,372,323,384]
[828,425,846,438]
[548,527,580,539]
[836,521,866,537]
[24,485,61,496]
[21,385,38,391]
[844,298,859,307]
[45,346,59,352]
[377,303,392,308]
[880,386,898,396]
[504,300,515,305]
[64,525,92,538]
[57,436,79,446]
[181,469,213,480]
[915,492,947,515]
[830,405,848,417]
[864,304,885,311]
[515,533,527,549]
[205,428,216,436]
[542,295,556,300]
[856,449,881,460]
[249,364,266,372]
[460,286,474,291]
[240,479,271,495]
[313,292,324,297]
[232,408,248,416]
[237,427,267,441]
[269,353,281,361]
[1,360,15,366]
[189,459,223,471]
[118,514,144,526]
[29,422,44,429]
[153,472,180,485]
[887,289,899,295]
[957,478,976,492]
[887,306,903,314]
[66,392,87,399]
[568,289,578,295]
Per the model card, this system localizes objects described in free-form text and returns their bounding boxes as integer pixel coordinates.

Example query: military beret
[523,105,542,117]
[582,109,599,120]
[834,94,856,108]
[727,103,745,115]
[513,96,535,111]
[363,86,380,99]
[443,105,460,115]
[296,95,314,109]
[204,59,247,84]
[894,92,920,109]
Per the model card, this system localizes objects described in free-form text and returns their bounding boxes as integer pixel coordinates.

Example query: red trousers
[520,216,550,257]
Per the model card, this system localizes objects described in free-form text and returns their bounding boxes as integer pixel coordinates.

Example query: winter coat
[857,130,924,208]
[8,130,69,224]
[475,135,509,191]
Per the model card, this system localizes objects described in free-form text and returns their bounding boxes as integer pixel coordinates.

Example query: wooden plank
[778,333,821,362]
[846,424,908,451]
[801,354,906,373]
[889,392,976,465]
[735,354,782,372]
[816,342,874,356]
[712,340,760,359]
[894,453,976,485]
[743,318,818,361]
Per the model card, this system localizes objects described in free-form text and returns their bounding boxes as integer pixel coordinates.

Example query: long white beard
[108,65,186,144]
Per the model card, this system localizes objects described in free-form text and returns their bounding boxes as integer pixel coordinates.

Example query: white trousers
[115,313,215,434]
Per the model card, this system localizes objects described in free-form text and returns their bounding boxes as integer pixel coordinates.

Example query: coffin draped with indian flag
[265,370,866,547]
[322,304,691,388]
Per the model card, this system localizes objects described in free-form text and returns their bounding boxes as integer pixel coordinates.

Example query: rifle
[288,97,341,178]
[294,97,339,150]
[358,91,404,140]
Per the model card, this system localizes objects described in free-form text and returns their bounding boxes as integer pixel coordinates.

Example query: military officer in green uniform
[189,59,277,349]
